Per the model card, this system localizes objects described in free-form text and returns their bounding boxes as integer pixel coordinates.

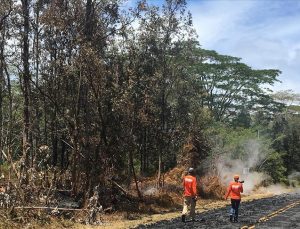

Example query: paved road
[257,200,300,229]
[136,192,300,229]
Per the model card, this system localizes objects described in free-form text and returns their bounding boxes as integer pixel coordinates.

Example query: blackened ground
[257,202,300,229]
[135,192,300,229]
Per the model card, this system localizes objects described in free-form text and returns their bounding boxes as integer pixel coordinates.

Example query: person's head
[234,174,239,182]
[188,167,195,175]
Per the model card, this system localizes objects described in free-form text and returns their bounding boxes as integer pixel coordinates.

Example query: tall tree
[187,45,283,121]
[20,0,32,170]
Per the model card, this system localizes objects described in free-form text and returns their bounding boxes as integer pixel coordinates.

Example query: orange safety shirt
[225,181,243,200]
[183,175,197,197]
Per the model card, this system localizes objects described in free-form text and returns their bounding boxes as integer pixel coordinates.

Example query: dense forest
[0,0,299,224]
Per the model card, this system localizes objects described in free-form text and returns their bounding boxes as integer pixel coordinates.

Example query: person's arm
[192,177,197,197]
[240,183,243,193]
[224,184,231,200]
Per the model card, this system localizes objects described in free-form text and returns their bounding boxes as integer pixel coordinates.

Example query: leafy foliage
[263,151,288,183]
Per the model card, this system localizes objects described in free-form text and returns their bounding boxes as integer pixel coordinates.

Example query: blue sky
[188,0,300,93]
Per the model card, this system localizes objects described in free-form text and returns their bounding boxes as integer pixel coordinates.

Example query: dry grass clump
[164,166,186,184]
[200,175,226,199]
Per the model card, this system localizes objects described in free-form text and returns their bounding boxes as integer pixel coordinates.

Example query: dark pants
[230,199,241,219]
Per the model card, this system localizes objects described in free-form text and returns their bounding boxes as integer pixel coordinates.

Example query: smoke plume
[217,139,269,194]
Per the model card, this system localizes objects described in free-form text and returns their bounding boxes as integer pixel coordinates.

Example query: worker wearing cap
[181,168,198,222]
[224,174,243,222]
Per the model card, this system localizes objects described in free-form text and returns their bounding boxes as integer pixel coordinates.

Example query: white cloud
[188,0,300,93]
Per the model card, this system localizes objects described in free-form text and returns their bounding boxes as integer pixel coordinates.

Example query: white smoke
[217,139,270,194]
[142,186,159,196]
[255,184,290,195]
[288,171,300,187]
[288,171,300,181]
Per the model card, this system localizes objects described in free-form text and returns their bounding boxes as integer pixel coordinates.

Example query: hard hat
[234,174,239,179]
[188,168,194,173]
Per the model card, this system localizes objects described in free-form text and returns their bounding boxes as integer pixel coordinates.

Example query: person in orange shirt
[181,167,198,222]
[224,174,243,222]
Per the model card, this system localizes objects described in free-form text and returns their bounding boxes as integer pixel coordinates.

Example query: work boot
[181,215,186,223]
[233,216,238,223]
[230,215,233,222]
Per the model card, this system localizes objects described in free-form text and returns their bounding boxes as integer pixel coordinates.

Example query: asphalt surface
[135,192,300,229]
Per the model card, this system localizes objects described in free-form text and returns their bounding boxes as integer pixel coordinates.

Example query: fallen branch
[110,180,128,196]
[14,206,88,211]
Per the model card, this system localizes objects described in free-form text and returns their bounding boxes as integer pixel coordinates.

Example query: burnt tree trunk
[21,0,32,169]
